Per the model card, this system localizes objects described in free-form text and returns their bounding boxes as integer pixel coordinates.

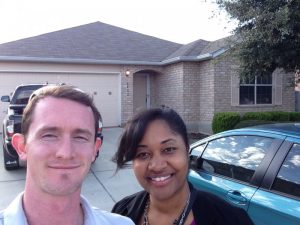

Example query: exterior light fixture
[125,69,130,77]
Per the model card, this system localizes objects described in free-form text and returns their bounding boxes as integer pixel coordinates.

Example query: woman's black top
[111,184,254,225]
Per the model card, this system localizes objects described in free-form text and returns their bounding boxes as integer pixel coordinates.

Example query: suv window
[200,135,273,183]
[14,90,36,104]
[272,143,300,198]
[11,85,43,104]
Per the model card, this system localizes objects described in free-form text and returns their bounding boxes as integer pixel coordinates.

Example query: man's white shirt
[0,192,134,225]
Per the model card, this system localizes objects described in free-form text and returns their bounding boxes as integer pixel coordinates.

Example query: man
[0,85,134,225]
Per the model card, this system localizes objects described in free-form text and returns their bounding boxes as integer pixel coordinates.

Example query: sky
[0,0,236,45]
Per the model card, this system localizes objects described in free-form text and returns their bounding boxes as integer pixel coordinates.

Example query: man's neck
[22,191,84,225]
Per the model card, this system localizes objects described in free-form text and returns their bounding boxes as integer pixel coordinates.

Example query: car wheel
[3,145,19,170]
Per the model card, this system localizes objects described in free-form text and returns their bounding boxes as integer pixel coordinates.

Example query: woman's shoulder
[113,191,147,208]
[111,190,148,222]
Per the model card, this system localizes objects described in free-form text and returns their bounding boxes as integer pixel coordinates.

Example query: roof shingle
[0,21,229,64]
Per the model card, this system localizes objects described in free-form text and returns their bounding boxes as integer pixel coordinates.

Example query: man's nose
[55,138,75,159]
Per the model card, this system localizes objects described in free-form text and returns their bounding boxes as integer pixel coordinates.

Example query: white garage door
[0,72,120,127]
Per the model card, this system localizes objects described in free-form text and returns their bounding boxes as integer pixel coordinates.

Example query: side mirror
[1,95,10,102]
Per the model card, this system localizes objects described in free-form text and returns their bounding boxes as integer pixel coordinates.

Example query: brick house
[0,22,295,134]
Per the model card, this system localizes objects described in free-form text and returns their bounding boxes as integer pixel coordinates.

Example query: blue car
[188,123,300,225]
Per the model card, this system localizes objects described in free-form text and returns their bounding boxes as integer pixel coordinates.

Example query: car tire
[3,145,19,170]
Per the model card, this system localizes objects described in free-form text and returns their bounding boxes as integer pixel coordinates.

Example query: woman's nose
[148,154,167,171]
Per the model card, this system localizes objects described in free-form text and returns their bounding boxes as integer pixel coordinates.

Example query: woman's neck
[144,182,191,225]
[149,182,190,213]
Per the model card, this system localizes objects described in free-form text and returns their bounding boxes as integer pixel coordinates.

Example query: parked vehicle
[188,123,300,225]
[1,84,46,170]
[1,84,104,170]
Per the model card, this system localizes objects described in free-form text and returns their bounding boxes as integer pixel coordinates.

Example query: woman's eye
[135,152,150,160]
[163,147,176,153]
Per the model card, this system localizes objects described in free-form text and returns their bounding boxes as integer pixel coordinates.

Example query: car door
[188,132,284,211]
[248,137,300,225]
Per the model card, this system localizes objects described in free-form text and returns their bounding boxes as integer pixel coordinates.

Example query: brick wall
[120,59,296,134]
[154,63,184,113]
[182,62,201,122]
[198,61,215,121]
[214,58,296,114]
[120,65,162,125]
[152,61,215,134]
[214,56,236,113]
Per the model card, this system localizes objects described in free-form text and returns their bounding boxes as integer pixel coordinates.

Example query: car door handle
[226,190,247,205]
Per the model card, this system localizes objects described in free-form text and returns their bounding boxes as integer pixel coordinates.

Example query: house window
[239,75,272,105]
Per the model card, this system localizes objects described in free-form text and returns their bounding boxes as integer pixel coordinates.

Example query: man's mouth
[48,165,80,169]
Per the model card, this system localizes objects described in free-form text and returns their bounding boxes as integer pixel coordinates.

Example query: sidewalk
[0,128,142,211]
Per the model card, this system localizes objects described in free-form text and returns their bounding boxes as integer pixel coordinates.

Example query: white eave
[0,48,227,66]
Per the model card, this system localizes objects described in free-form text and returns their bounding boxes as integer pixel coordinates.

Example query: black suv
[1,84,45,170]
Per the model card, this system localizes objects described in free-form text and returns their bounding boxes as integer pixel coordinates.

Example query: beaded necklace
[143,193,191,225]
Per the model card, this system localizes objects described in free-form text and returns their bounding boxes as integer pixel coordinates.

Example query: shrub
[242,111,292,122]
[212,112,241,134]
[234,120,276,129]
[289,112,300,121]
[213,111,299,134]
[242,112,273,121]
[268,111,290,121]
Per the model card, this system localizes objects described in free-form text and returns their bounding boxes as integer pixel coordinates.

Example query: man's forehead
[36,125,93,135]
[35,96,89,110]
[32,97,94,122]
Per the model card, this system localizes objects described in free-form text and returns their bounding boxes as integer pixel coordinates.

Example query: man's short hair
[22,85,102,141]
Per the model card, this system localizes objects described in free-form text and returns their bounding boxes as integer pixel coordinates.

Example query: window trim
[231,72,283,106]
[239,75,273,105]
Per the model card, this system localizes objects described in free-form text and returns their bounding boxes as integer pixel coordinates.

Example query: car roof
[235,123,300,138]
[191,123,300,148]
[14,84,46,90]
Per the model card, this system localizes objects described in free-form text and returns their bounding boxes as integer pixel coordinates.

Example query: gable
[0,22,182,63]
[0,22,230,65]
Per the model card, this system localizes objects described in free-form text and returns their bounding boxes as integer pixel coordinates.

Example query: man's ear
[11,133,27,161]
[93,137,102,161]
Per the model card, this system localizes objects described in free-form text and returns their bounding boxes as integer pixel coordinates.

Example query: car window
[190,143,206,170]
[200,135,273,183]
[272,143,300,198]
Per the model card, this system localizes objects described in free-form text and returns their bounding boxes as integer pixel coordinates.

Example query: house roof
[0,21,230,65]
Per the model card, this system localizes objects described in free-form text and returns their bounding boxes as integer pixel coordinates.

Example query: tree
[216,0,300,79]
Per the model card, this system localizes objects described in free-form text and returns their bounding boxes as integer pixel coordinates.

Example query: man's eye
[74,136,89,141]
[41,134,57,139]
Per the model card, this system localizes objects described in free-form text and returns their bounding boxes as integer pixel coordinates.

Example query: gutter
[0,48,227,66]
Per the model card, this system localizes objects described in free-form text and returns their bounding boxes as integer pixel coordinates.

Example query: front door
[133,73,149,113]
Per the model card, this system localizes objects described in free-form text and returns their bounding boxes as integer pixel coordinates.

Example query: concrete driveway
[0,128,142,211]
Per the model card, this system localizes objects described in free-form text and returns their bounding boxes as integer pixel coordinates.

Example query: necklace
[143,192,191,225]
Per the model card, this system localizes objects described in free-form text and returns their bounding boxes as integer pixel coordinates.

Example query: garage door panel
[65,74,120,127]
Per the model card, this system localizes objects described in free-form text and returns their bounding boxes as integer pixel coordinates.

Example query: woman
[112,108,254,225]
